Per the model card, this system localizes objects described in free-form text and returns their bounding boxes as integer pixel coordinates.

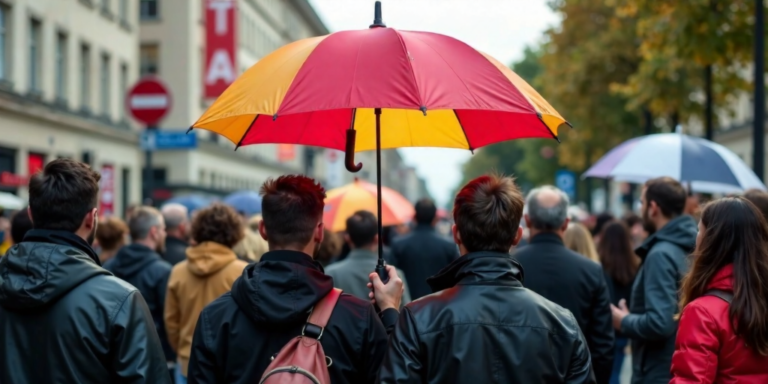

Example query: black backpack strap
[704,289,733,304]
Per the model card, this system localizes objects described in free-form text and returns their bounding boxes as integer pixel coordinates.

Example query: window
[29,19,42,92]
[80,44,91,110]
[140,0,158,20]
[100,53,111,117]
[55,33,68,101]
[119,63,128,119]
[0,4,8,81]
[101,0,111,15]
[139,44,158,75]
[119,0,128,22]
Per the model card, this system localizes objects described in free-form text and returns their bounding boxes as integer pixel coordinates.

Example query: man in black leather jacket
[375,174,596,384]
[0,158,171,383]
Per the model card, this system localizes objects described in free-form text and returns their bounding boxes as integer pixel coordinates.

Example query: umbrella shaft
[375,108,384,266]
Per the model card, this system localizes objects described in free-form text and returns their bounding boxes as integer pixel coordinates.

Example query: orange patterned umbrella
[323,179,414,232]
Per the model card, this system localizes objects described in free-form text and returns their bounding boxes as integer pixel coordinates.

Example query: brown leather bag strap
[307,288,342,328]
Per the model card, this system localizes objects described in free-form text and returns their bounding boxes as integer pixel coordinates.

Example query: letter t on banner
[204,0,237,98]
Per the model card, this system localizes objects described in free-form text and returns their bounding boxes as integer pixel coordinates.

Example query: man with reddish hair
[188,175,402,384]
[376,174,595,384]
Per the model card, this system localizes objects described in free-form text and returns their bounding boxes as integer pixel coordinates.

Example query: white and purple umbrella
[583,133,766,194]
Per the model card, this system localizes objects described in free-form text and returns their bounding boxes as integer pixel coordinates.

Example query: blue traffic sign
[555,169,576,201]
[140,130,197,151]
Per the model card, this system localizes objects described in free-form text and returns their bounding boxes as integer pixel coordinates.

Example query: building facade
[0,0,141,216]
[137,0,331,201]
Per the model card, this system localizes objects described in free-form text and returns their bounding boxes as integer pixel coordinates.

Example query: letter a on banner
[204,0,237,98]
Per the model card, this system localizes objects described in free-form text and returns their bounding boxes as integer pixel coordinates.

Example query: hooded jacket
[671,264,768,384]
[621,215,697,384]
[165,241,248,376]
[104,243,174,361]
[0,229,171,383]
[379,252,596,384]
[187,250,391,384]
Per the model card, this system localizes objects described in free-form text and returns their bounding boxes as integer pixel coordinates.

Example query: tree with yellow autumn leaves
[457,0,766,204]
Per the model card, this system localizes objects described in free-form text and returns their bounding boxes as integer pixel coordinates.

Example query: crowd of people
[1,157,768,383]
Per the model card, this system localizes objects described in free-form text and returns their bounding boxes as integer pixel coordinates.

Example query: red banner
[28,153,44,176]
[204,0,237,98]
[99,164,115,217]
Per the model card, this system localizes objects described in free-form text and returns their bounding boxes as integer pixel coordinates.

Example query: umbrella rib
[393,30,426,109]
[452,110,474,154]
[406,33,483,109]
[235,115,260,151]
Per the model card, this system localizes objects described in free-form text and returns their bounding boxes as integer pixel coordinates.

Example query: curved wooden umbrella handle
[345,129,363,172]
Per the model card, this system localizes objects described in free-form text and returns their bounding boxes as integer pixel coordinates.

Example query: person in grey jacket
[611,177,697,384]
[326,210,411,306]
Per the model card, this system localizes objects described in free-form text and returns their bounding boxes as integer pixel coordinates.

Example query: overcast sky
[308,0,559,205]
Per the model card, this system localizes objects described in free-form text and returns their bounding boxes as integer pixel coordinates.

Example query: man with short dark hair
[326,210,411,305]
[161,203,190,265]
[105,206,175,365]
[377,175,594,383]
[514,186,614,384]
[0,158,171,383]
[9,208,33,246]
[611,177,697,384]
[389,198,458,299]
[188,175,401,384]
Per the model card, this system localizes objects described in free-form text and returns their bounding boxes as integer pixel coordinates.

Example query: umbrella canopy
[191,17,566,152]
[0,192,24,210]
[324,179,414,232]
[584,133,766,194]
[223,190,262,217]
[164,195,212,215]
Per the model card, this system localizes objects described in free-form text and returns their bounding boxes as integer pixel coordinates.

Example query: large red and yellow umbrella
[323,179,415,232]
[191,12,566,154]
[191,2,567,278]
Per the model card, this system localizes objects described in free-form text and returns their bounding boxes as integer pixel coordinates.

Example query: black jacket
[379,252,595,384]
[104,243,174,361]
[188,250,394,384]
[388,224,459,299]
[163,235,189,265]
[513,233,614,384]
[0,230,171,383]
[621,215,697,384]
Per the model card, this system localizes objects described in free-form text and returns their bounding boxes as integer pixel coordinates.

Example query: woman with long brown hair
[596,221,640,384]
[671,197,768,383]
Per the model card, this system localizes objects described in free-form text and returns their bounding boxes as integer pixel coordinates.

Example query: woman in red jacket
[671,197,768,383]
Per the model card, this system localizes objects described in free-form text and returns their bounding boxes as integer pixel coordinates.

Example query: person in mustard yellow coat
[164,203,249,384]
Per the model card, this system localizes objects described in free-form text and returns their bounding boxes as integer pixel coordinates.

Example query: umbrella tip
[186,127,194,134]
[420,106,427,116]
[369,1,386,28]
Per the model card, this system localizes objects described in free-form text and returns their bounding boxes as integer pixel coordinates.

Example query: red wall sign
[28,153,44,176]
[278,144,295,162]
[204,0,237,98]
[0,172,28,187]
[99,164,115,217]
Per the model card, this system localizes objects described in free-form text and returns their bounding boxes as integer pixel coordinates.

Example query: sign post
[127,76,171,205]
[555,169,577,202]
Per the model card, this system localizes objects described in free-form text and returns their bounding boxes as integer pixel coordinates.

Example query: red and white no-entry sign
[126,77,172,126]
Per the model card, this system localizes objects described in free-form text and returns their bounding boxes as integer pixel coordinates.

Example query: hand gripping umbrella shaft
[373,108,389,284]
